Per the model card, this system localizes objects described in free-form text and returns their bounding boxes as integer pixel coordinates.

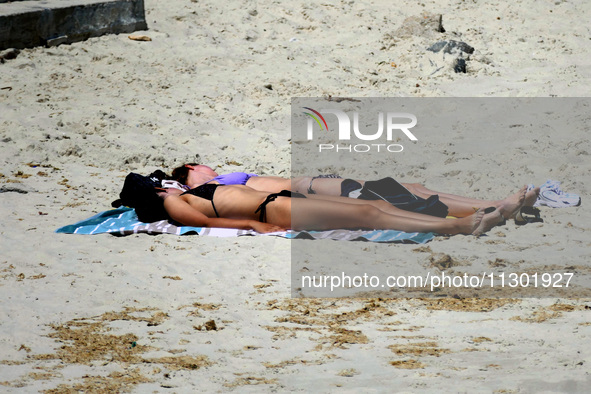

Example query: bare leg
[276,198,495,236]
[403,183,538,219]
[291,177,345,196]
[292,177,537,219]
[276,176,539,221]
[302,193,444,222]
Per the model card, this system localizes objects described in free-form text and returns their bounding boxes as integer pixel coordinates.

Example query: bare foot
[498,186,526,219]
[524,186,540,207]
[472,207,504,236]
[455,209,485,235]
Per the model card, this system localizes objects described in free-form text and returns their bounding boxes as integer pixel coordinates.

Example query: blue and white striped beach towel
[55,207,434,243]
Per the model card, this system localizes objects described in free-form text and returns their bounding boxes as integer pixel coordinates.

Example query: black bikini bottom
[255,190,306,222]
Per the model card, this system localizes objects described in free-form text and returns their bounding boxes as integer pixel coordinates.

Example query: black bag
[111,171,170,223]
[358,177,449,218]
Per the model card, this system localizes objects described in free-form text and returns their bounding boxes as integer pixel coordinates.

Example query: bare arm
[162,195,285,233]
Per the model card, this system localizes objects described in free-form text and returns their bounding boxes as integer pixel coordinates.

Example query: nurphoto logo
[303,107,418,153]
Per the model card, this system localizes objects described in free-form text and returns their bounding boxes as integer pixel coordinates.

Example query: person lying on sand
[153,180,506,236]
[170,163,539,220]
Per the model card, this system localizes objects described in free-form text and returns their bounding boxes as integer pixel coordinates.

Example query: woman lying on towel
[170,163,539,220]
[153,179,505,236]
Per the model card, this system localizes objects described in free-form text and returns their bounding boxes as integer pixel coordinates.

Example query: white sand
[1,0,590,391]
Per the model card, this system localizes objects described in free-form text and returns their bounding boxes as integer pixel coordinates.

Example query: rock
[426,41,447,53]
[453,58,467,73]
[0,48,20,61]
[426,40,473,74]
[427,40,474,55]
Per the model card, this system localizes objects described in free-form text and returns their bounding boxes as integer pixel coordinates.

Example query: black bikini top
[181,184,220,217]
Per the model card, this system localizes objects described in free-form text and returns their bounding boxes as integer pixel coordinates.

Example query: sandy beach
[1,0,590,391]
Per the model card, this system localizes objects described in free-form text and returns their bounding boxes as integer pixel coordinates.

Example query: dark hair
[170,163,198,185]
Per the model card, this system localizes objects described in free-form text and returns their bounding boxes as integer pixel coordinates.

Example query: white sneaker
[536,180,581,208]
